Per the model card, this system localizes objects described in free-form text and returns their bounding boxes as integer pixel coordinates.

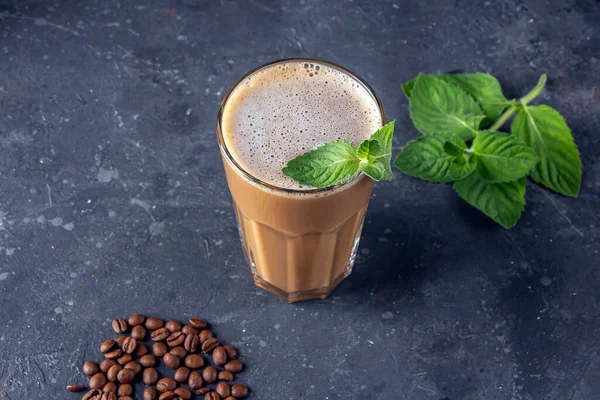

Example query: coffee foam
[221,60,383,190]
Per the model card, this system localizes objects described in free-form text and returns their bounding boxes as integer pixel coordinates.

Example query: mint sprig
[282,121,395,189]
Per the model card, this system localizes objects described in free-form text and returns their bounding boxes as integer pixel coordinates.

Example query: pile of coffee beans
[66,315,249,399]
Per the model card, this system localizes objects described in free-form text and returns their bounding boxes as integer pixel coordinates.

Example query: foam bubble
[221,60,383,190]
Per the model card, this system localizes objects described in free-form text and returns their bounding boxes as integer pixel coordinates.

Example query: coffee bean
[101,392,117,400]
[119,397,134,400]
[189,317,207,329]
[216,382,231,398]
[145,317,163,330]
[151,327,170,341]
[170,346,187,360]
[201,337,219,353]
[166,331,186,347]
[121,337,137,354]
[225,397,236,400]
[116,368,135,384]
[115,336,127,347]
[202,366,217,384]
[116,353,132,365]
[175,387,192,400]
[100,359,116,373]
[131,325,146,340]
[174,366,191,383]
[153,342,168,357]
[107,364,122,382]
[104,349,122,360]
[84,361,99,376]
[188,371,204,390]
[140,354,157,367]
[102,382,117,394]
[157,377,177,392]
[158,392,177,400]
[89,373,107,389]
[163,352,180,369]
[184,333,199,353]
[195,387,210,395]
[184,354,205,369]
[205,392,221,400]
[143,367,159,385]
[118,383,133,396]
[100,340,116,354]
[82,389,102,400]
[223,345,238,359]
[112,318,128,334]
[218,371,233,381]
[181,325,198,336]
[199,329,213,343]
[224,360,243,373]
[212,347,227,366]
[66,384,86,392]
[165,320,182,332]
[136,342,149,357]
[231,384,248,398]
[128,313,145,326]
[124,361,142,375]
[143,387,158,400]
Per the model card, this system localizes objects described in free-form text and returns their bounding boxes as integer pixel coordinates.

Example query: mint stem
[488,74,547,132]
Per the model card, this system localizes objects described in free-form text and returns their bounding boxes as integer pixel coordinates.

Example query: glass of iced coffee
[217,58,385,302]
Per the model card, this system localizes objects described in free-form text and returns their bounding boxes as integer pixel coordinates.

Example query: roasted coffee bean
[225,397,236,400]
[124,361,142,375]
[165,320,182,332]
[143,367,159,385]
[84,361,99,376]
[102,382,117,394]
[163,352,180,369]
[118,383,133,396]
[100,359,116,373]
[116,353,132,365]
[166,331,186,347]
[121,337,137,354]
[184,333,199,353]
[104,349,122,360]
[82,389,102,400]
[143,387,158,400]
[136,342,149,357]
[101,392,117,400]
[157,377,177,392]
[231,384,248,398]
[151,327,170,341]
[181,325,198,336]
[116,368,135,384]
[170,346,187,360]
[189,317,207,329]
[174,366,191,383]
[140,354,157,367]
[196,387,210,395]
[66,384,86,392]
[201,337,219,353]
[115,336,127,347]
[89,373,107,390]
[223,345,238,359]
[107,364,122,382]
[218,371,233,381]
[205,392,221,400]
[112,318,128,334]
[224,360,243,373]
[199,329,213,343]
[188,371,203,390]
[158,392,177,400]
[131,325,146,340]
[100,340,116,354]
[153,342,168,357]
[175,387,192,400]
[118,397,134,400]
[212,347,227,366]
[216,382,231,398]
[145,317,163,330]
[184,354,205,369]
[202,366,217,384]
[128,313,145,326]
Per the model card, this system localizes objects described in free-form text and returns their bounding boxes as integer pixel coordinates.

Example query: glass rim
[216,57,387,195]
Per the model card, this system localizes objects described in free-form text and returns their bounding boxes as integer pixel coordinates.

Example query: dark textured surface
[1,1,599,399]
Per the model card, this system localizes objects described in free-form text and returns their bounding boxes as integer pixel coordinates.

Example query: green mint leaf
[402,79,416,99]
[357,139,385,181]
[409,74,485,141]
[470,130,539,182]
[393,133,475,183]
[511,105,581,197]
[282,140,360,188]
[454,174,526,229]
[362,120,395,180]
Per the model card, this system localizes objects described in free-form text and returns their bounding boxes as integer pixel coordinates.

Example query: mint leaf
[471,130,539,182]
[282,140,360,188]
[357,139,385,181]
[394,134,475,183]
[511,105,581,197]
[409,74,485,141]
[402,79,416,99]
[454,174,526,229]
[363,121,395,180]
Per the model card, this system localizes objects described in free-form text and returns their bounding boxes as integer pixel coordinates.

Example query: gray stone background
[0,0,599,399]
